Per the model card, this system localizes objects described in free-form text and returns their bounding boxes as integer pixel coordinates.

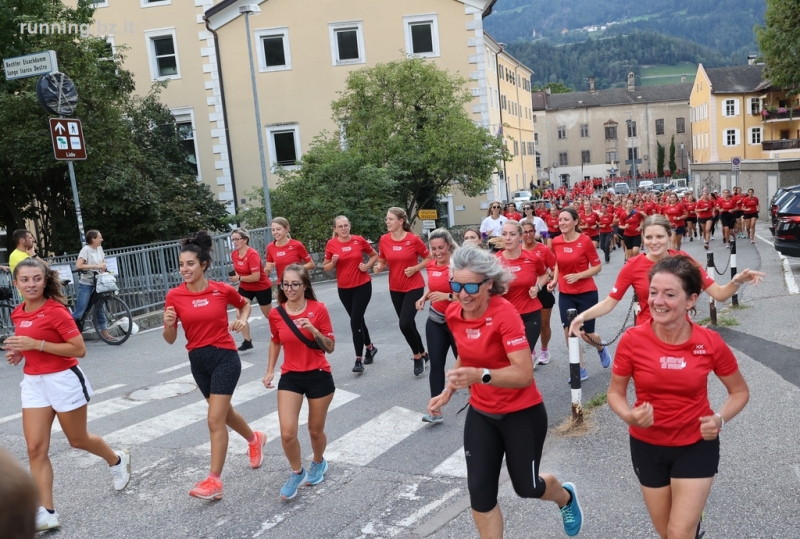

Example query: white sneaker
[537,349,551,365]
[36,506,61,531]
[110,449,131,490]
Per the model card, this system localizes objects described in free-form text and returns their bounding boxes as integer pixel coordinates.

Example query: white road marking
[396,487,461,528]
[157,361,190,373]
[247,316,263,323]
[431,447,467,478]
[0,412,21,424]
[93,383,126,395]
[757,233,800,294]
[323,406,426,465]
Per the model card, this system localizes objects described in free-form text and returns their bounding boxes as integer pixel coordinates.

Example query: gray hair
[231,227,250,244]
[428,228,458,253]
[450,244,514,295]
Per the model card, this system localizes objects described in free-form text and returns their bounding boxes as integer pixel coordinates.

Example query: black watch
[481,368,491,384]
[448,293,454,301]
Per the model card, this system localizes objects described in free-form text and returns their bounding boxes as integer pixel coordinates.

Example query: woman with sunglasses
[324,216,379,374]
[229,228,272,352]
[522,204,548,239]
[741,189,759,244]
[521,220,557,366]
[480,202,508,243]
[265,264,336,500]
[374,207,432,377]
[266,217,315,282]
[427,246,584,538]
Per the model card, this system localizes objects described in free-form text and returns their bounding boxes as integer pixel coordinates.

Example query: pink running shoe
[248,431,267,469]
[189,477,223,500]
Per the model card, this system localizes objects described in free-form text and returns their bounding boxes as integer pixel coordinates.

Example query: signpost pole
[66,160,86,245]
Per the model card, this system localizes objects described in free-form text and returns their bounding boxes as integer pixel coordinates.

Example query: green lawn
[639,63,697,86]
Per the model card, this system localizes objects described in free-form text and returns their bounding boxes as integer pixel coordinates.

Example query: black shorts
[549,230,561,239]
[238,286,273,306]
[630,436,720,488]
[623,234,642,250]
[734,210,744,219]
[697,217,710,225]
[744,212,758,220]
[685,217,697,224]
[558,290,599,334]
[537,287,556,309]
[720,213,737,228]
[278,369,335,399]
[674,226,686,236]
[187,346,242,398]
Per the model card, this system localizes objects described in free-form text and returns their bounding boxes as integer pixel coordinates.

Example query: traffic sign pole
[67,160,86,245]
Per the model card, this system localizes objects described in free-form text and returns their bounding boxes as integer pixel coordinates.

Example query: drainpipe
[495,44,508,201]
[514,63,526,192]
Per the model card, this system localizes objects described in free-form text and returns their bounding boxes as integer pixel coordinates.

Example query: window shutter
[733,99,740,116]
[734,129,740,145]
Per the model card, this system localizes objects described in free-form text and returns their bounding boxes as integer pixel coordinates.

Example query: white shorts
[20,367,94,413]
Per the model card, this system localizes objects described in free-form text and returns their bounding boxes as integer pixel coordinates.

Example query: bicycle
[71,271,134,345]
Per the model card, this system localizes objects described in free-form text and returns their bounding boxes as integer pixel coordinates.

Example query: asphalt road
[1,222,797,538]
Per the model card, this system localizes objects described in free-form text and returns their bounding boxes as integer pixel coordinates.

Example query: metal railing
[763,139,800,151]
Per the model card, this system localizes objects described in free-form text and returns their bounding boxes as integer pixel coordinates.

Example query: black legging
[520,310,542,353]
[425,315,457,397]
[389,288,426,355]
[337,281,373,358]
[599,232,613,260]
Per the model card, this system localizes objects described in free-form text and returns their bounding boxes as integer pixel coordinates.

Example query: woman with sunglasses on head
[480,202,508,246]
[741,189,759,244]
[427,246,584,539]
[521,220,557,366]
[607,256,749,539]
[374,207,432,377]
[264,264,336,500]
[323,216,379,374]
[415,229,459,423]
[229,228,272,352]
[163,232,265,501]
[266,217,315,282]
[4,258,131,532]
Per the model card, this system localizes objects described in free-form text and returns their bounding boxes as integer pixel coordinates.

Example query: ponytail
[180,231,213,271]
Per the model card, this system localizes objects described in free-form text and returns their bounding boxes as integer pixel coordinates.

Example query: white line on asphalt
[0,383,125,424]
[323,406,426,466]
[0,412,21,424]
[157,361,190,373]
[431,447,467,478]
[756,233,800,294]
[93,383,126,395]
[396,488,462,528]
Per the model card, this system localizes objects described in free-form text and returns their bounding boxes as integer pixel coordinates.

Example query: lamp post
[494,43,509,202]
[240,4,273,235]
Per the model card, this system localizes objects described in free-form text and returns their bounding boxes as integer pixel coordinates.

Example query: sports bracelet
[39,340,46,352]
[731,280,742,287]
[442,388,454,396]
[714,412,725,429]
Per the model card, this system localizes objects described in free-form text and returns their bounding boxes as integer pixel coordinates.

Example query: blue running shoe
[598,342,612,368]
[280,468,306,499]
[305,459,328,486]
[422,413,444,424]
[560,482,583,536]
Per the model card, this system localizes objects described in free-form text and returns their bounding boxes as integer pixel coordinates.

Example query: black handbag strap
[276,305,320,350]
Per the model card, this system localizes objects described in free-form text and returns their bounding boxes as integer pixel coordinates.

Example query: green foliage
[532,82,572,93]
[656,141,665,176]
[756,0,800,95]
[668,136,677,177]
[0,0,227,254]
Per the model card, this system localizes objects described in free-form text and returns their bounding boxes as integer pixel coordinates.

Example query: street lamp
[494,43,509,201]
[240,4,273,235]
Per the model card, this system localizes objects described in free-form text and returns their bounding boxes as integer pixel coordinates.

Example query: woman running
[715,190,738,248]
[619,199,645,261]
[462,226,484,248]
[662,194,688,251]
[732,186,745,238]
[504,202,521,221]
[598,205,615,264]
[497,221,549,368]
[695,192,715,250]
[415,228,459,423]
[683,193,698,242]
[580,200,600,248]
[323,216,379,373]
[5,258,131,532]
[264,264,336,500]
[568,215,764,335]
[741,189,759,244]
[229,228,272,352]
[548,208,612,381]
[374,207,432,377]
[607,255,750,539]
[427,246,584,538]
[163,232,265,501]
[480,202,508,243]
[545,205,561,248]
[521,220,557,366]
[266,217,315,281]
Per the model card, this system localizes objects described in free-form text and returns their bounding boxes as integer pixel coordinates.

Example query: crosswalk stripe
[431,447,467,478]
[157,362,190,373]
[323,406,425,466]
[0,383,128,425]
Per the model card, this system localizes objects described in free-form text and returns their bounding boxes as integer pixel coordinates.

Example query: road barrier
[566,308,583,425]
[730,238,739,306]
[706,253,718,325]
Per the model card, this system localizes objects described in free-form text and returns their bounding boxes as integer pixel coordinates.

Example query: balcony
[763,139,800,151]
[761,108,800,122]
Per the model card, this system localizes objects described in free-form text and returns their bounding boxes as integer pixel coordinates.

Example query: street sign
[422,220,436,229]
[49,118,86,160]
[731,156,741,171]
[3,50,58,81]
[37,72,78,116]
[418,209,438,220]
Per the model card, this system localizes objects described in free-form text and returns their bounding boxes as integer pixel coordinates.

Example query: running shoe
[413,357,425,377]
[560,482,583,536]
[704,242,709,250]
[422,413,444,424]
[696,511,706,539]
[280,469,307,500]
[751,240,755,244]
[189,476,223,500]
[36,507,61,532]
[305,458,328,486]
[690,236,693,242]
[567,368,589,384]
[248,431,266,469]
[537,349,551,365]
[110,449,131,490]
[364,345,377,364]
[726,243,730,249]
[238,339,253,352]
[352,359,364,373]
[598,342,612,368]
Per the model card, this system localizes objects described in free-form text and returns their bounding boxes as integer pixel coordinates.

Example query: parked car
[770,185,800,235]
[774,190,800,257]
[638,180,655,191]
[513,190,533,207]
[614,182,631,195]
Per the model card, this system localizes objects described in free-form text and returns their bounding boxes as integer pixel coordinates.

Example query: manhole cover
[127,382,196,401]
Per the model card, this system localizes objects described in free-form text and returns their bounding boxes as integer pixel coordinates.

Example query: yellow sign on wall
[417,209,438,220]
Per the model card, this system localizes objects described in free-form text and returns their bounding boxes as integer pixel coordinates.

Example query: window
[749,127,762,145]
[627,147,640,160]
[536,155,541,168]
[655,119,664,135]
[750,98,761,115]
[329,21,365,66]
[403,14,440,58]
[558,152,568,166]
[722,98,739,117]
[527,142,534,154]
[676,117,685,133]
[141,0,170,7]
[90,0,108,7]
[172,108,198,178]
[513,140,519,156]
[521,141,526,156]
[266,124,301,169]
[580,124,589,138]
[255,27,291,72]
[557,125,566,139]
[145,28,180,80]
[534,133,539,144]
[581,150,591,164]
[605,125,617,140]
[627,120,637,138]
[723,129,739,146]
[605,151,618,164]
[501,95,506,110]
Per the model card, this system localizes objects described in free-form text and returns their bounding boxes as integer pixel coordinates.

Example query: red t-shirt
[551,234,601,294]
[165,281,247,351]
[684,202,697,217]
[445,296,542,415]
[269,300,334,374]
[267,239,312,281]
[731,194,743,211]
[614,207,627,225]
[644,202,657,215]
[496,250,545,314]
[12,299,80,375]
[424,259,452,314]
[741,196,759,213]
[663,203,687,227]
[608,251,715,324]
[613,322,739,446]
[325,235,376,289]
[504,211,522,221]
[620,209,645,237]
[695,199,714,219]
[581,212,599,238]
[378,233,430,292]
[231,247,271,291]
[529,241,556,271]
[545,214,560,233]
[716,197,737,214]
[598,214,614,234]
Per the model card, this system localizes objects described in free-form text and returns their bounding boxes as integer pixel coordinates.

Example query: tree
[668,136,677,177]
[757,0,800,94]
[532,82,573,93]
[656,141,666,177]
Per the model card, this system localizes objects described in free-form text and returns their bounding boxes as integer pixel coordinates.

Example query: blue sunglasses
[450,279,490,295]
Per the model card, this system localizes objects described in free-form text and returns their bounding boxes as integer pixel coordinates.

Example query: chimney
[545,87,551,95]
[627,72,635,92]
[748,54,757,66]
[680,74,686,83]
[589,76,596,94]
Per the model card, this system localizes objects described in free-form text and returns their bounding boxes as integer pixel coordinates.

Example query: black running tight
[425,316,457,397]
[389,288,426,355]
[337,282,373,358]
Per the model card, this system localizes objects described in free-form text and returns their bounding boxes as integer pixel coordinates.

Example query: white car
[513,191,533,206]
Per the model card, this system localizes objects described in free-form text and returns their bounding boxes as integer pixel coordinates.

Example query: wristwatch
[448,293,454,301]
[481,368,491,384]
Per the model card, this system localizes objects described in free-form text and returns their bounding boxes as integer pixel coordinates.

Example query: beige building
[532,74,692,187]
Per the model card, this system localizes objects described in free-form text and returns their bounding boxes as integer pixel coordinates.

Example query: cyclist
[73,230,112,341]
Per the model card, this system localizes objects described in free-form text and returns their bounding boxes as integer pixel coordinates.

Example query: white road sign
[3,50,58,80]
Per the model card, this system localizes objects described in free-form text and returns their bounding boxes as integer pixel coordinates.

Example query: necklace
[286,300,306,313]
